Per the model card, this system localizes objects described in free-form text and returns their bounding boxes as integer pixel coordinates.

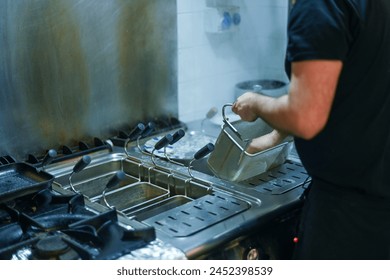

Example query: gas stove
[0,187,156,260]
[0,143,187,260]
[0,119,307,260]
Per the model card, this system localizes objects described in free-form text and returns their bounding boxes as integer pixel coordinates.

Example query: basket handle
[222,103,244,140]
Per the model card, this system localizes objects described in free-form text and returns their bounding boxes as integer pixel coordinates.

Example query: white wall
[177,0,289,122]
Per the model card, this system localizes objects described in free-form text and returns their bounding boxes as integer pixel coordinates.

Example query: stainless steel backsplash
[0,0,177,160]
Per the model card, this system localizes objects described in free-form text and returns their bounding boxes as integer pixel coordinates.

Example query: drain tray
[143,193,250,237]
[242,161,309,195]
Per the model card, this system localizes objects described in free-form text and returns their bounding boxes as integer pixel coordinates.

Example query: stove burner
[35,235,70,259]
[0,188,156,260]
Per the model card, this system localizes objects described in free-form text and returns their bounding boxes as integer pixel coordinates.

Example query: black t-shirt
[286,0,390,198]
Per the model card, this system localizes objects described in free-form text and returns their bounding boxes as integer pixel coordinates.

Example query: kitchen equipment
[0,0,305,261]
[143,132,215,164]
[0,188,156,260]
[124,122,156,157]
[164,129,186,164]
[187,143,215,179]
[68,155,92,194]
[101,171,127,209]
[40,149,57,171]
[63,169,138,200]
[100,182,169,214]
[150,133,174,165]
[144,192,250,237]
[207,104,293,182]
[234,79,288,99]
[0,162,54,203]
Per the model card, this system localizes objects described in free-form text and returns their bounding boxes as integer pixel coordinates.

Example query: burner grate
[0,156,16,166]
[0,188,156,260]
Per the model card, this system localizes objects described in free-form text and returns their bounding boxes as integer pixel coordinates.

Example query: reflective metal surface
[46,138,305,260]
[0,0,177,159]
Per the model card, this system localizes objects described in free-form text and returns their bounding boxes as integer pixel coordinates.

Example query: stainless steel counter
[43,118,307,260]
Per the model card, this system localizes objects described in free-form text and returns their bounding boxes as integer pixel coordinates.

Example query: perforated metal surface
[242,161,310,195]
[144,193,250,237]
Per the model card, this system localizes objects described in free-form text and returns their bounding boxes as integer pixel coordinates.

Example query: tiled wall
[177,0,289,122]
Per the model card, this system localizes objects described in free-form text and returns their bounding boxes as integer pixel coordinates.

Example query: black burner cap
[35,236,69,259]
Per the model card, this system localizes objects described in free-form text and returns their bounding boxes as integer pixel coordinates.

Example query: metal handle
[222,103,244,140]
[73,155,91,173]
[222,103,251,162]
[169,129,185,145]
[69,155,92,194]
[136,122,156,154]
[102,171,126,209]
[41,149,57,170]
[164,129,186,166]
[125,122,154,157]
[151,134,173,165]
[141,122,156,138]
[128,123,145,140]
[188,143,215,179]
[124,123,145,157]
[154,134,173,150]
[193,143,215,160]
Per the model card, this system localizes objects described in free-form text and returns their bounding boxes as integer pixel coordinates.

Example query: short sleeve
[287,0,354,62]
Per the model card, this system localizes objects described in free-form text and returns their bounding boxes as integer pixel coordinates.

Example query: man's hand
[246,129,288,154]
[232,92,259,122]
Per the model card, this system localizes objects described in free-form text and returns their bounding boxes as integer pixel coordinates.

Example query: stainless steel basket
[207,104,293,182]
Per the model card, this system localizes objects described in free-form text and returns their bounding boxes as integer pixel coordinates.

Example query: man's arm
[232,60,343,140]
